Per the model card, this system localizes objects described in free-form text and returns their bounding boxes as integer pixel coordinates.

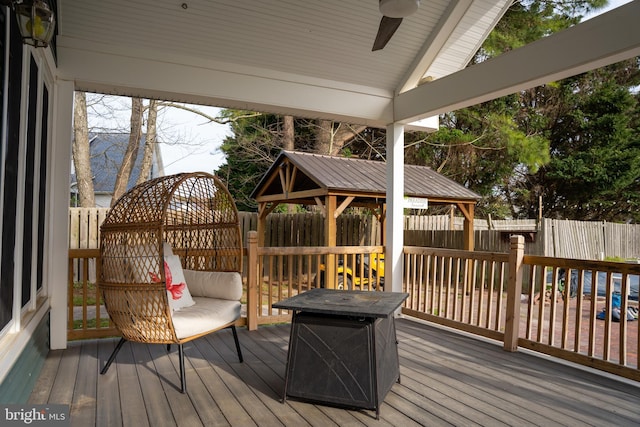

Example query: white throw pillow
[150,254,195,311]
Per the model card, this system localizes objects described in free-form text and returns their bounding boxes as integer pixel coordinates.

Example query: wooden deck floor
[29,318,640,427]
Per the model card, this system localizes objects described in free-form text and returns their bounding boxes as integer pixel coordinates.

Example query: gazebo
[251,150,481,252]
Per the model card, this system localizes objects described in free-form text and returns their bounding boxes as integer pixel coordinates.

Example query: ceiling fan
[372,0,420,51]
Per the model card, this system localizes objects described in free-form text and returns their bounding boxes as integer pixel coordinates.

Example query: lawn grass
[72,281,103,306]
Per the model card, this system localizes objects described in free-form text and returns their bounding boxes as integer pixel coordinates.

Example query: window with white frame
[0,8,51,335]
[0,7,24,333]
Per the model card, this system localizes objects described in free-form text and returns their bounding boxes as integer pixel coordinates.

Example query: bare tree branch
[157,102,262,124]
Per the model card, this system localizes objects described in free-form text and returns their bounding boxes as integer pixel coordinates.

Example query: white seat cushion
[171,297,241,340]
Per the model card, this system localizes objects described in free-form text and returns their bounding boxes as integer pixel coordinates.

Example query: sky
[155,105,230,175]
[582,0,631,20]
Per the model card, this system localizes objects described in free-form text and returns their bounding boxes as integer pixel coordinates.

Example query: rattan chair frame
[98,172,244,392]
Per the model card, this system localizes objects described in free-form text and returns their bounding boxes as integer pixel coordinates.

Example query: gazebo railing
[245,231,384,330]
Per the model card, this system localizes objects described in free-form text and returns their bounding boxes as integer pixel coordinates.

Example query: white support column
[385,123,404,295]
[49,80,74,350]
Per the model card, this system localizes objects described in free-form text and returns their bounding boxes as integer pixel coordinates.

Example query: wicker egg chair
[98,172,244,392]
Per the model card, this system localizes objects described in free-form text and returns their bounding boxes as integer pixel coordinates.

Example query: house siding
[0,312,50,403]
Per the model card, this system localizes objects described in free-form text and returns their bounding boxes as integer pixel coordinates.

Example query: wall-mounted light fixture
[1,0,56,48]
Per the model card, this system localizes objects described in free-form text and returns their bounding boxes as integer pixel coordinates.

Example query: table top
[272,288,409,318]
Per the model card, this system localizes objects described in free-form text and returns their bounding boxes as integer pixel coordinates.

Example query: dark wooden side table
[272,288,408,419]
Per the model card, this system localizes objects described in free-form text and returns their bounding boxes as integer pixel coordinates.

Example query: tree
[73,92,208,207]
[405,103,551,218]
[72,95,162,206]
[111,97,144,205]
[217,111,369,211]
[216,111,285,211]
[479,0,606,59]
[283,115,294,151]
[523,60,640,222]
[404,0,633,220]
[314,120,367,155]
[72,92,95,207]
[137,99,158,185]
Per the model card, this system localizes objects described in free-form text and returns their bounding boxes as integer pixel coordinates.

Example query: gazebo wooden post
[449,205,455,230]
[325,195,337,289]
[257,202,281,247]
[255,202,272,309]
[257,206,267,247]
[461,203,475,251]
[457,202,476,295]
[379,203,387,246]
[247,230,258,331]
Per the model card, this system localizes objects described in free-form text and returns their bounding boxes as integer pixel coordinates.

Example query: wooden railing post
[504,235,525,351]
[247,231,258,331]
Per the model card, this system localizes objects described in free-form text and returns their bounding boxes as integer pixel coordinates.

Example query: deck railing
[399,237,640,381]
[68,234,640,382]
[67,248,118,340]
[518,254,640,378]
[401,245,510,343]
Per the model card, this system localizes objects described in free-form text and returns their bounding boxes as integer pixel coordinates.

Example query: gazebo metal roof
[252,151,480,209]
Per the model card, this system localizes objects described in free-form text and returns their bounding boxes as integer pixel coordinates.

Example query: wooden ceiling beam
[456,202,477,223]
[258,202,280,220]
[288,165,298,193]
[255,188,327,203]
[334,196,355,218]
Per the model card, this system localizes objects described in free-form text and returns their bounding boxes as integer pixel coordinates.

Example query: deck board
[111,340,148,427]
[147,344,204,426]
[49,342,81,405]
[71,340,98,426]
[30,318,640,427]
[130,342,176,426]
[179,342,228,426]
[96,339,121,427]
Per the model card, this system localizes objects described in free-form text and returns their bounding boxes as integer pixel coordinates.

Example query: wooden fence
[544,219,640,260]
[69,208,640,261]
[69,208,108,250]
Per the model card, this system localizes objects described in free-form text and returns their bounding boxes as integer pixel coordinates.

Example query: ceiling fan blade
[372,16,403,51]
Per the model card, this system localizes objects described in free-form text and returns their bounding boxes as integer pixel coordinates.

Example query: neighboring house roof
[71,133,164,195]
[251,151,480,207]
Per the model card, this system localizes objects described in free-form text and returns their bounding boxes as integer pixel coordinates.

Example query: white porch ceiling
[55,1,640,128]
[56,0,510,127]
